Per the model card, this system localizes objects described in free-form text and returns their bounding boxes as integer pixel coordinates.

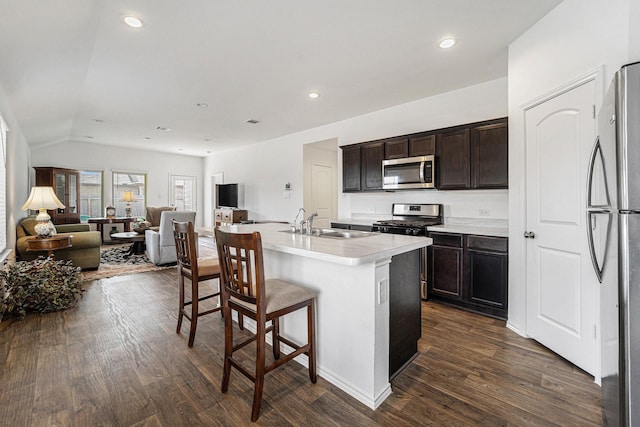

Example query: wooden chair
[214,228,317,422]
[173,220,223,347]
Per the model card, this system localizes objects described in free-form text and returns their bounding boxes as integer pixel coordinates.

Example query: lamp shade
[21,186,65,211]
[120,191,137,202]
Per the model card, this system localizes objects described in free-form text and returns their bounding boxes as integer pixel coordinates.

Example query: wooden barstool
[173,220,222,347]
[214,228,317,422]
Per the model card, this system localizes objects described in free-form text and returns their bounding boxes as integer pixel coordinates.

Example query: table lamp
[121,191,137,217]
[21,186,66,237]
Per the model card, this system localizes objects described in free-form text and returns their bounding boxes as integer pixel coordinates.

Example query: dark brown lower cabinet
[389,249,421,379]
[428,232,508,320]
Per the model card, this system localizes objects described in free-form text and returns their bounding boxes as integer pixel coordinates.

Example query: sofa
[16,217,102,270]
[145,211,196,265]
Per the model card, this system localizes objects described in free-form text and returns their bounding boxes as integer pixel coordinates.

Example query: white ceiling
[0,0,561,157]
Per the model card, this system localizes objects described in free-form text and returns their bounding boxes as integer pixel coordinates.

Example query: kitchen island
[218,222,431,409]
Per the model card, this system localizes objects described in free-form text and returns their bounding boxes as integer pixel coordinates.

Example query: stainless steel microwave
[382,155,435,190]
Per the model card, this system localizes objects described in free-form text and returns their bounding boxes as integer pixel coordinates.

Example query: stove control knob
[379,226,388,233]
[412,229,421,236]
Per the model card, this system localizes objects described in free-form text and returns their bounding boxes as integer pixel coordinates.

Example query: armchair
[145,211,196,265]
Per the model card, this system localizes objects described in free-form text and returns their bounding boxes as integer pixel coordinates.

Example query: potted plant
[0,257,82,320]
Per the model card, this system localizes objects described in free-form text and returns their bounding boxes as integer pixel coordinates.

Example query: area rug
[81,245,174,282]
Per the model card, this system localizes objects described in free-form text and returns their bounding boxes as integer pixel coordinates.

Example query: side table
[88,217,137,243]
[26,235,73,258]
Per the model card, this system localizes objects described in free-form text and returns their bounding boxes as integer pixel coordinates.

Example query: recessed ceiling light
[206,150,212,154]
[124,16,143,28]
[439,38,456,49]
[94,119,104,123]
[197,103,208,108]
[145,137,151,140]
[85,135,94,139]
[178,148,184,151]
[204,138,211,142]
[246,119,260,124]
[308,92,320,99]
[156,126,171,131]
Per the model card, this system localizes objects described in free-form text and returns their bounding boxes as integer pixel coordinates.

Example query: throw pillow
[21,217,57,236]
[21,218,39,236]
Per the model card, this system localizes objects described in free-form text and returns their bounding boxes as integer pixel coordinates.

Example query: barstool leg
[176,272,185,334]
[221,303,233,393]
[308,302,317,383]
[252,319,267,422]
[272,318,281,359]
[188,277,198,347]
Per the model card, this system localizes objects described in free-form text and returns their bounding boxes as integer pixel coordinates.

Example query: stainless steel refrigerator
[588,62,640,426]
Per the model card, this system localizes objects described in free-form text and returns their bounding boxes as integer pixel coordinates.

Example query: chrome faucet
[293,208,305,233]
[304,211,318,235]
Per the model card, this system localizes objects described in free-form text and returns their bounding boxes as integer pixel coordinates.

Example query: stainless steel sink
[279,228,376,239]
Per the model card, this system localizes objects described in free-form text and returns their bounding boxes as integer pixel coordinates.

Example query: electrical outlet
[377,279,388,304]
[479,209,491,217]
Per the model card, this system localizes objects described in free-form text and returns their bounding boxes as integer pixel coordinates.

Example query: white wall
[204,77,508,224]
[30,141,205,225]
[507,0,633,333]
[0,82,31,262]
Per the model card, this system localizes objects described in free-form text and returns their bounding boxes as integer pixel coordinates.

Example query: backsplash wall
[344,189,508,223]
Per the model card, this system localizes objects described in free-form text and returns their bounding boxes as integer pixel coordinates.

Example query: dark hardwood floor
[0,269,603,426]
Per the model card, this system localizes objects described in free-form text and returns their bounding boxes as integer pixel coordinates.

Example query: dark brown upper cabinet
[341,117,507,192]
[409,134,435,157]
[437,117,508,190]
[384,138,409,159]
[361,142,384,191]
[437,128,471,190]
[342,144,361,192]
[470,119,508,189]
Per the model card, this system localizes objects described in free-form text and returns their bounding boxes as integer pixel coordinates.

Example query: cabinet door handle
[523,231,536,239]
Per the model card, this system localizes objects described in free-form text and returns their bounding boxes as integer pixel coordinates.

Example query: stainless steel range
[372,203,443,235]
[373,203,443,300]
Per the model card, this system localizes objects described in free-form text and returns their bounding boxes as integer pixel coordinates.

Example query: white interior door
[524,79,598,375]
[310,163,333,229]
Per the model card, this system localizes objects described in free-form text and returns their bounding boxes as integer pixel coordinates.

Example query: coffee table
[110,232,146,256]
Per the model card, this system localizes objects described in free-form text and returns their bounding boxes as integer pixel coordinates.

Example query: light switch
[377,279,388,304]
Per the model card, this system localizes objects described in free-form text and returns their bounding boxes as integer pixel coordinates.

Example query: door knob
[523,231,536,239]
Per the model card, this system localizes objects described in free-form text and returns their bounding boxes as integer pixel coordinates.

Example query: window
[112,171,146,218]
[170,175,196,211]
[0,114,7,260]
[79,170,103,221]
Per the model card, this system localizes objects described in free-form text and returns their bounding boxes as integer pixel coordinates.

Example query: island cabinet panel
[428,231,508,319]
[384,138,408,159]
[409,134,435,157]
[436,128,471,190]
[361,141,384,191]
[427,232,463,299]
[341,145,362,192]
[389,249,421,380]
[470,119,508,189]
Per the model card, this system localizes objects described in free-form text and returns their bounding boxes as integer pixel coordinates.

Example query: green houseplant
[0,257,82,320]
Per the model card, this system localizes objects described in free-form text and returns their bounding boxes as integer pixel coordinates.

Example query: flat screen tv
[217,183,238,208]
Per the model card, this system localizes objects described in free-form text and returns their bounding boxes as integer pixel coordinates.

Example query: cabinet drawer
[467,235,507,252]
[429,232,463,248]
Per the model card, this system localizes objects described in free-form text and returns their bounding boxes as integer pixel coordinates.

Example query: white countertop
[427,224,508,238]
[218,222,430,266]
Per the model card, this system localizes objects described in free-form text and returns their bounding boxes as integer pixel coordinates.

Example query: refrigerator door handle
[586,210,612,283]
[587,137,612,208]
